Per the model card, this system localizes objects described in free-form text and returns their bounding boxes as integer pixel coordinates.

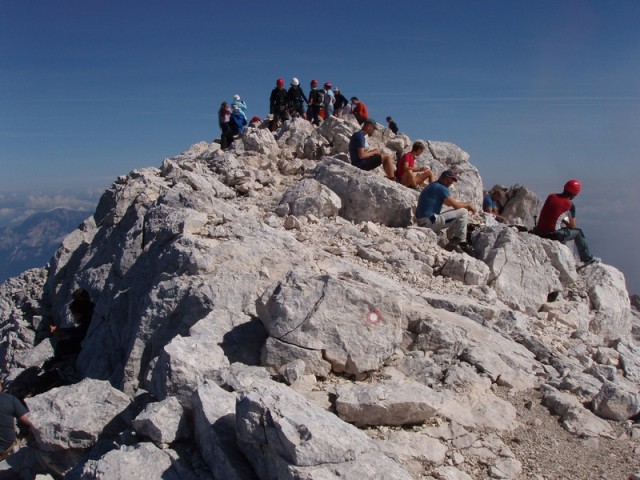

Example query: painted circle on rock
[366,307,383,326]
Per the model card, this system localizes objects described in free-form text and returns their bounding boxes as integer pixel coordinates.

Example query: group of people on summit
[216,79,598,265]
[269,77,367,131]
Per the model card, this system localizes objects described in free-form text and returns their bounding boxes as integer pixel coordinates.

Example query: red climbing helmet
[324,81,332,89]
[276,78,284,87]
[310,79,318,87]
[564,179,581,195]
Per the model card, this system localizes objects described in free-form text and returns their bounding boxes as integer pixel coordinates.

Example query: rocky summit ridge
[1,115,639,479]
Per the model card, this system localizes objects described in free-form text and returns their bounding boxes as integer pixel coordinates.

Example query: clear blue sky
[1,0,639,293]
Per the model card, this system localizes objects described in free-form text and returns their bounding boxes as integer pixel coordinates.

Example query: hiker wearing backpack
[307,79,324,126]
[287,78,308,119]
[323,82,336,118]
[229,105,248,136]
[351,97,369,125]
[533,180,599,266]
[231,94,247,114]
[269,78,289,131]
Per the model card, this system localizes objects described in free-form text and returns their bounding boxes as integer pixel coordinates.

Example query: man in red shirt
[350,97,368,124]
[534,179,597,265]
[396,141,435,189]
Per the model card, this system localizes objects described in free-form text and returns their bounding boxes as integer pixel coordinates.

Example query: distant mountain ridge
[0,208,91,282]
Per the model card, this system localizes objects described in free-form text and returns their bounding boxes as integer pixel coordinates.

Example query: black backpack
[313,89,324,106]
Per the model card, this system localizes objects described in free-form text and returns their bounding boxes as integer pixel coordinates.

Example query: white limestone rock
[26,379,131,451]
[335,379,442,426]
[256,269,404,375]
[132,396,190,445]
[313,157,416,227]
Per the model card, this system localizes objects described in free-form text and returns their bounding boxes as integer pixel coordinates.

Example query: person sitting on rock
[350,97,368,124]
[533,179,598,266]
[415,169,477,252]
[348,118,396,180]
[396,141,435,189]
[0,382,31,461]
[32,288,95,395]
[483,187,507,223]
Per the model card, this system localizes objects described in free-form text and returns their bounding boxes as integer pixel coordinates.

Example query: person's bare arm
[444,196,476,214]
[18,414,32,428]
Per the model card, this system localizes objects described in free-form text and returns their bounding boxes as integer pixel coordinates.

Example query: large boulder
[313,157,416,227]
[26,379,131,451]
[472,226,576,312]
[256,269,404,375]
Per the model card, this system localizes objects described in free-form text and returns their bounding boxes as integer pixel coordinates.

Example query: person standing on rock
[269,78,289,131]
[533,179,598,265]
[286,77,308,119]
[396,141,435,189]
[333,87,349,117]
[0,382,31,460]
[307,79,324,126]
[322,82,335,118]
[218,101,233,149]
[415,169,476,252]
[348,118,396,180]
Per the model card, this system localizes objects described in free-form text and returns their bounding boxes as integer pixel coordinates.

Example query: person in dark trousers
[348,118,396,180]
[286,77,308,119]
[533,179,598,265]
[269,78,289,131]
[386,116,399,134]
[0,382,31,460]
[218,102,233,149]
[307,79,323,126]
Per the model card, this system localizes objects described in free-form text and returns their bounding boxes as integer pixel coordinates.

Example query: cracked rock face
[1,117,637,479]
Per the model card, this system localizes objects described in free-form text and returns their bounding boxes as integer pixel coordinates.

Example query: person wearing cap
[483,187,507,223]
[334,88,349,117]
[348,119,395,180]
[269,78,289,131]
[322,82,335,118]
[533,179,598,265]
[0,382,31,460]
[350,97,368,124]
[416,170,477,252]
[287,78,308,119]
[396,141,435,189]
[231,94,247,114]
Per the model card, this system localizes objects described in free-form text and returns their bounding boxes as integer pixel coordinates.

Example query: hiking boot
[444,238,463,252]
[582,256,601,266]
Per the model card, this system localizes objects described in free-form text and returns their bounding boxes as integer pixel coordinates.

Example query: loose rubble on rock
[1,114,640,479]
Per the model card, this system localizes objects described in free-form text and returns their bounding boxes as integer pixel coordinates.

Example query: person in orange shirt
[350,97,368,124]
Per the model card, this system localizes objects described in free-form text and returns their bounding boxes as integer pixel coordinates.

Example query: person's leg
[559,228,593,262]
[415,170,435,186]
[381,152,395,180]
[440,208,469,242]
